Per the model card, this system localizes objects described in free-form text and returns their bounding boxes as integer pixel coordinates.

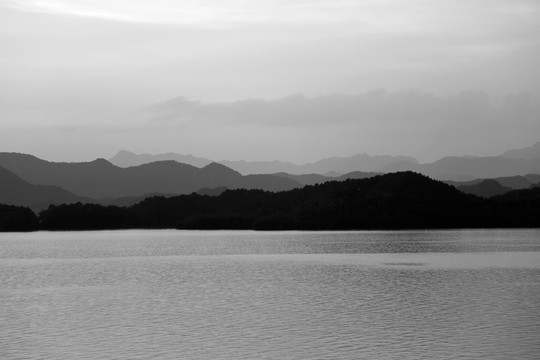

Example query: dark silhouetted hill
[0,204,39,231]
[0,166,91,212]
[0,153,301,199]
[39,203,134,231]
[493,187,540,201]
[34,171,539,231]
[100,193,178,208]
[490,187,540,227]
[335,171,381,181]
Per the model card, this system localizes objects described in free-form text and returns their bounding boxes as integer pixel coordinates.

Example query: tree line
[1,172,539,232]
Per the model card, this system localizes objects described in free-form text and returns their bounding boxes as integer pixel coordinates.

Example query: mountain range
[109,141,540,180]
[447,174,540,189]
[0,153,384,211]
[1,141,539,212]
[0,166,90,211]
[501,141,540,160]
[446,174,540,198]
[380,156,540,181]
[110,150,212,168]
[0,153,300,206]
[110,150,416,175]
[19,171,540,231]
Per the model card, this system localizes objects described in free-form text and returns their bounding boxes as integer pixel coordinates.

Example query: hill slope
[110,150,213,168]
[456,179,513,198]
[109,150,417,175]
[35,172,540,231]
[501,141,540,160]
[0,166,90,212]
[381,156,540,181]
[0,153,301,199]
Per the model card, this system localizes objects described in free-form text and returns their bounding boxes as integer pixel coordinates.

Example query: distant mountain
[0,166,90,212]
[273,173,333,186]
[110,150,213,168]
[222,154,417,175]
[273,171,380,186]
[456,179,513,198]
[524,174,540,185]
[447,174,540,190]
[380,156,540,181]
[110,150,418,175]
[196,187,229,197]
[494,175,538,189]
[0,153,301,199]
[501,141,540,160]
[219,159,308,175]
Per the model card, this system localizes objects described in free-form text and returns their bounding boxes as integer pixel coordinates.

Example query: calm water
[1,229,539,360]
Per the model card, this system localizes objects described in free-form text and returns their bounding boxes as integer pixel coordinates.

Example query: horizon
[2,90,540,164]
[2,136,539,166]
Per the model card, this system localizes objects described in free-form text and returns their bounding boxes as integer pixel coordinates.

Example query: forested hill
[1,172,539,231]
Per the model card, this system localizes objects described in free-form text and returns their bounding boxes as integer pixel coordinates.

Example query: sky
[1,0,539,163]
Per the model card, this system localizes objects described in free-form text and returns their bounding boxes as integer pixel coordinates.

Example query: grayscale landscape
[1,1,539,359]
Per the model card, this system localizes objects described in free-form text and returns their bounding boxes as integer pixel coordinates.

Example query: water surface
[1,229,539,359]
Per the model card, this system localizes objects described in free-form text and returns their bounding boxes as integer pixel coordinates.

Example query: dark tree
[0,204,39,232]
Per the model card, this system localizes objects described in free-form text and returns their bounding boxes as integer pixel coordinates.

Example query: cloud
[3,91,539,164]
[2,0,539,103]
[141,90,540,128]
[6,0,539,37]
[3,0,374,27]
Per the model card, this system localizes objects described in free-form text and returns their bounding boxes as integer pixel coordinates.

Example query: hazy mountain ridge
[501,141,540,160]
[0,166,91,212]
[0,152,385,211]
[221,154,417,175]
[109,141,540,180]
[455,179,514,198]
[380,156,540,181]
[2,140,539,212]
[110,150,417,175]
[0,153,301,200]
[110,150,213,168]
[447,174,540,190]
[448,174,540,198]
[273,171,380,186]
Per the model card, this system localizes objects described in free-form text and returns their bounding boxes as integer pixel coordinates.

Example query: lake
[1,229,539,359]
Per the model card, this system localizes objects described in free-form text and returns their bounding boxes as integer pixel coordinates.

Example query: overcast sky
[1,0,539,163]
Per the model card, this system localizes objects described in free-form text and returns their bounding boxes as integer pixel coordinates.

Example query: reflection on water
[1,229,539,359]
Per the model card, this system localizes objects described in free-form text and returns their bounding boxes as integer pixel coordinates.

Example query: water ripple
[1,230,539,359]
